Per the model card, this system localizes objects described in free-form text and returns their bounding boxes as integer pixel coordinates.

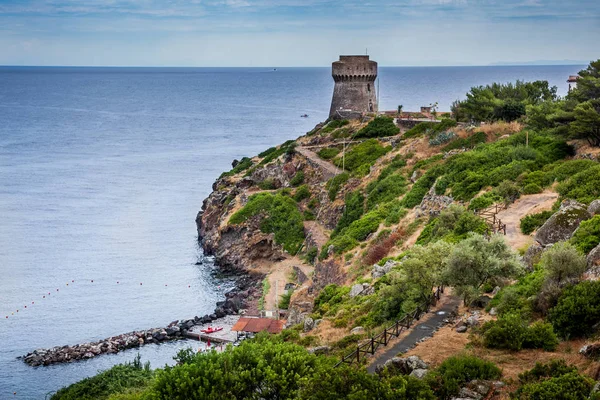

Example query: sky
[0,0,599,67]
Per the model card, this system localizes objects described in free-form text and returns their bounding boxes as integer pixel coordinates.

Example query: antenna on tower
[365,48,368,55]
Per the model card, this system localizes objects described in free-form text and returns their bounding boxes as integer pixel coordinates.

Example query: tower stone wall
[329,55,378,119]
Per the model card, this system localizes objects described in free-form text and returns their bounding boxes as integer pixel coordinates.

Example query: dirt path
[304,220,329,249]
[296,146,343,179]
[263,257,313,312]
[365,292,461,373]
[496,191,558,250]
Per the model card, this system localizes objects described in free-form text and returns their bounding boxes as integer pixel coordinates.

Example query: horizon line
[0,63,588,69]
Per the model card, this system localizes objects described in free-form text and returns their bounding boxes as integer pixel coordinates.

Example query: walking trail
[366,292,461,373]
[495,191,558,250]
[296,146,343,179]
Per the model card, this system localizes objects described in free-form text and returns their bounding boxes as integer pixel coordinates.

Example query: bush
[540,241,587,285]
[548,159,598,182]
[220,157,253,178]
[482,313,528,351]
[304,247,318,265]
[429,131,457,146]
[293,185,311,202]
[404,119,457,139]
[278,290,293,309]
[416,205,488,245]
[366,173,407,210]
[290,170,305,186]
[355,116,399,138]
[229,193,305,253]
[425,355,501,400]
[514,363,595,400]
[468,192,502,211]
[557,164,600,204]
[442,131,487,152]
[520,210,553,235]
[494,180,521,204]
[481,314,559,351]
[317,147,341,160]
[570,215,600,254]
[401,166,444,208]
[51,359,153,400]
[332,191,365,237]
[333,139,391,175]
[258,178,277,190]
[326,172,350,201]
[522,183,543,194]
[321,119,349,133]
[549,280,600,338]
[522,321,560,351]
[313,284,350,315]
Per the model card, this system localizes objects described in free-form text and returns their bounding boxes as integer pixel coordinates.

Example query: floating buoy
[66,283,68,286]
[48,292,51,295]
[165,284,168,287]
[43,296,45,298]
[24,306,27,308]
[117,281,119,284]
[91,280,93,283]
[188,285,191,288]
[32,301,34,304]
[5,316,8,319]
[140,283,142,285]
[56,289,59,291]
[72,280,74,283]
[16,310,18,312]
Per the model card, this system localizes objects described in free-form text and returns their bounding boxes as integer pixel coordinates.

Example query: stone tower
[329,55,378,119]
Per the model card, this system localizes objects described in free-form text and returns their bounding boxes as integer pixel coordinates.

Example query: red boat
[201,327,223,334]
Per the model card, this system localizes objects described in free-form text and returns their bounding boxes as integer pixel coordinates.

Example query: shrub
[522,321,560,351]
[326,172,349,201]
[220,157,253,178]
[355,116,399,138]
[468,192,502,211]
[517,359,577,384]
[520,210,553,235]
[523,183,543,194]
[514,365,595,400]
[540,241,587,285]
[557,164,600,204]
[494,180,521,204]
[51,359,153,400]
[429,131,457,146]
[416,205,488,245]
[332,191,365,237]
[366,173,407,210]
[321,119,349,133]
[333,139,391,175]
[229,193,305,253]
[304,247,318,265]
[482,313,528,351]
[313,284,350,315]
[317,147,341,160]
[378,155,407,181]
[290,170,305,186]
[425,355,501,400]
[278,290,293,309]
[258,178,277,190]
[293,185,311,202]
[548,159,598,183]
[401,166,444,208]
[405,119,457,139]
[442,131,487,152]
[549,280,600,338]
[570,215,600,254]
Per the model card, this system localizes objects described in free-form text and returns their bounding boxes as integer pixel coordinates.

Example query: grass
[258,278,271,311]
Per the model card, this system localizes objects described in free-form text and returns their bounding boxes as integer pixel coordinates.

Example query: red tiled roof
[231,317,285,334]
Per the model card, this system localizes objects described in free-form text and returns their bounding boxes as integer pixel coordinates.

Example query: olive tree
[444,233,524,304]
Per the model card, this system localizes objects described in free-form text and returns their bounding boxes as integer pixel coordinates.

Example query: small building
[420,106,432,114]
[231,317,285,339]
[567,75,579,93]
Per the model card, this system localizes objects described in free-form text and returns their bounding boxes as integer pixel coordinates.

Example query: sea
[0,64,584,398]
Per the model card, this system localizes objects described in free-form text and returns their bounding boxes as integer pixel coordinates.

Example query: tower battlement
[329,55,378,119]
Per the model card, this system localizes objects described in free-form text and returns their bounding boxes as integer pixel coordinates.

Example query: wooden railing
[476,203,507,235]
[334,286,444,368]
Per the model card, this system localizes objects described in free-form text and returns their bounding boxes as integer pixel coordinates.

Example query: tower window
[367,84,371,92]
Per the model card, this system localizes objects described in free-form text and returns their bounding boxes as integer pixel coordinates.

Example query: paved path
[366,294,461,374]
[296,146,343,179]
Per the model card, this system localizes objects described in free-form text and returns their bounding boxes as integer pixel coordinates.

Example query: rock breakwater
[23,280,259,367]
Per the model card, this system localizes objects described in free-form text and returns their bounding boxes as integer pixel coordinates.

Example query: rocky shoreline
[22,272,262,367]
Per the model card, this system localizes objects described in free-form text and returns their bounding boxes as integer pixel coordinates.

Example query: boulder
[579,343,600,359]
[378,356,428,376]
[410,369,429,379]
[308,346,331,355]
[350,326,365,335]
[470,296,491,309]
[456,387,483,400]
[406,355,428,370]
[587,244,600,281]
[372,260,398,279]
[588,199,600,215]
[456,325,468,333]
[523,242,544,270]
[466,315,480,327]
[489,307,498,316]
[350,283,365,298]
[534,200,591,246]
[491,286,501,296]
[303,317,315,332]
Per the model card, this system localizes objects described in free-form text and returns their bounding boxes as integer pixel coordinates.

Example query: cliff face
[196,141,343,278]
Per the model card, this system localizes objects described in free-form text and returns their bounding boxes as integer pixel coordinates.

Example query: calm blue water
[0,65,583,398]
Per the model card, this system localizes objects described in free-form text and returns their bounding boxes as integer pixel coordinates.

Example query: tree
[570,59,600,103]
[403,241,452,302]
[444,234,524,304]
[397,104,403,116]
[540,241,587,285]
[570,99,600,146]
